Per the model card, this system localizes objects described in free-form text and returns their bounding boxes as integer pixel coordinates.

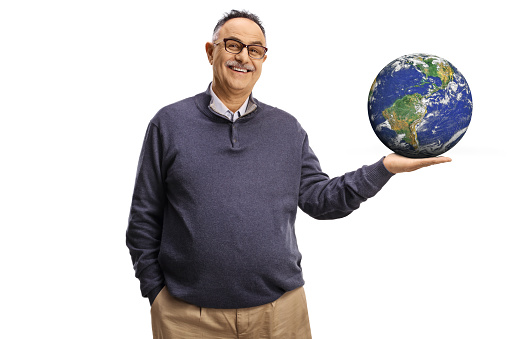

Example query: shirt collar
[209,85,255,122]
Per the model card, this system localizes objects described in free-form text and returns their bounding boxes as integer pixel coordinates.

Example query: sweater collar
[209,86,250,122]
[195,83,259,122]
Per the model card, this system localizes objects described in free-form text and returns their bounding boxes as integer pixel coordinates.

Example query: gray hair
[212,10,266,41]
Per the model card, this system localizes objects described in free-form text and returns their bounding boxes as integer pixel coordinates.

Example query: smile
[229,66,251,73]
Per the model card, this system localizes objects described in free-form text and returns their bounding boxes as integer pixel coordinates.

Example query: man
[126,10,451,338]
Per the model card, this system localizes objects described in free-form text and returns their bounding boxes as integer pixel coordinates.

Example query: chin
[227,80,252,92]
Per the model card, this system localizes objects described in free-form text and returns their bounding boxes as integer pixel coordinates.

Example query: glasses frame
[215,38,268,59]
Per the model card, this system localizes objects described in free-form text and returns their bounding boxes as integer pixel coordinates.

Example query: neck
[211,83,250,112]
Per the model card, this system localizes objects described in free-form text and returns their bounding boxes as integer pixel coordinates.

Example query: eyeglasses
[215,38,268,59]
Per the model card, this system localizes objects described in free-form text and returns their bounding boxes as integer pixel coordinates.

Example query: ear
[205,42,214,65]
[262,54,267,63]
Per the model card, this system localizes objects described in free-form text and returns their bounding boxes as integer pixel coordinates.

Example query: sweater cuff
[135,262,165,302]
[360,157,394,197]
[148,285,165,306]
[375,156,396,181]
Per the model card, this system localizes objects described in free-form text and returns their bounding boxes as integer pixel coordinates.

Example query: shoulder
[255,99,306,135]
[150,95,198,127]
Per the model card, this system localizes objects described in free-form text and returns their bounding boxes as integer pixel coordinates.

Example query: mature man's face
[206,18,267,99]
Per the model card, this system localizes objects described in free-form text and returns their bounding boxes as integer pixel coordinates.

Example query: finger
[429,156,452,164]
[414,157,452,170]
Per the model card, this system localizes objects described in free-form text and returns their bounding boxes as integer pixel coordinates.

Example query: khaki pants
[151,286,312,339]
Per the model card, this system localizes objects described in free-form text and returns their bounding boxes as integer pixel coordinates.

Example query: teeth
[232,67,248,73]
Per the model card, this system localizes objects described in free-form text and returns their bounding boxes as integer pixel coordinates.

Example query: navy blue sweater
[126,89,393,309]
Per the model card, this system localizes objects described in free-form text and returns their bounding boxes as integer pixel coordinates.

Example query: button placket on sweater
[231,122,239,148]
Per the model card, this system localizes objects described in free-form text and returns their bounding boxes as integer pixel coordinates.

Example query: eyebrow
[226,36,265,46]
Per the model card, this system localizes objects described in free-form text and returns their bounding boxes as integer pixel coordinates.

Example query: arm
[298,134,394,220]
[126,122,166,304]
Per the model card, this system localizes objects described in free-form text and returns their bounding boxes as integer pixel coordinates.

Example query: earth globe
[368,53,473,158]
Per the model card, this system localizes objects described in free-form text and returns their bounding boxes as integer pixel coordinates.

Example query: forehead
[217,18,266,45]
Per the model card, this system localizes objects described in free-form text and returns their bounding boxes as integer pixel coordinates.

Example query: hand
[383,153,452,174]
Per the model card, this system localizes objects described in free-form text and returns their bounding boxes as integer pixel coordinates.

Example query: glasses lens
[225,40,243,53]
[223,39,266,59]
[248,46,265,59]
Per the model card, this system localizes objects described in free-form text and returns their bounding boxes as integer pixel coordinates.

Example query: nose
[235,46,251,64]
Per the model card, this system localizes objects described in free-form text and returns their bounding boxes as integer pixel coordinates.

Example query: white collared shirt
[209,87,250,122]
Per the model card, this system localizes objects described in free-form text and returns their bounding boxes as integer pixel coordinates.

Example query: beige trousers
[151,286,312,339]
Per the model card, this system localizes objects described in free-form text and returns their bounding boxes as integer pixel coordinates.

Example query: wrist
[383,156,397,174]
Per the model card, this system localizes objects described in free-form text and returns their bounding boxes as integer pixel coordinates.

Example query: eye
[249,46,264,57]
[226,41,242,51]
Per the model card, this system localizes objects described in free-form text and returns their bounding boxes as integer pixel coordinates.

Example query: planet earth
[368,53,473,158]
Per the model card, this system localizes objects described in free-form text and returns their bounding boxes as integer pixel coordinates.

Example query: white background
[1,0,508,338]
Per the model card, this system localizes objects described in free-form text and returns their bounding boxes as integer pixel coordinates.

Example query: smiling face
[205,18,267,102]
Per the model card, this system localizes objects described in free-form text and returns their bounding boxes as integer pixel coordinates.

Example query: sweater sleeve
[298,133,394,220]
[126,122,166,302]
